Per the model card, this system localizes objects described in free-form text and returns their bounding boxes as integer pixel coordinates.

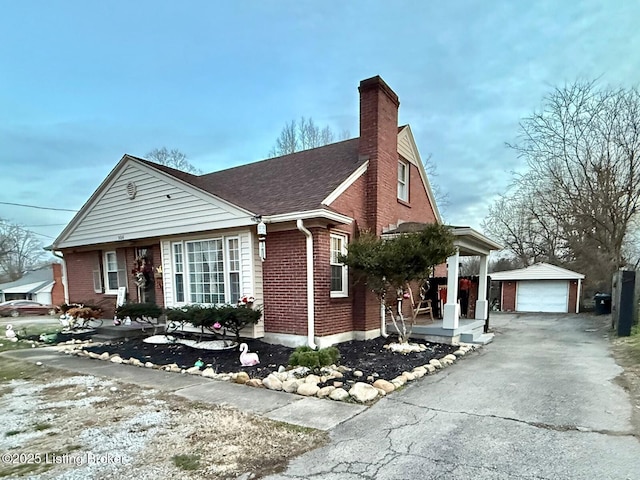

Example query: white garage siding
[516,280,569,313]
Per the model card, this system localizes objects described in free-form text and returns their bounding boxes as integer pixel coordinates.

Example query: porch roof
[382,222,502,256]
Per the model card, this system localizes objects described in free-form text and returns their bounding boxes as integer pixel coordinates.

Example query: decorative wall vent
[126,182,137,200]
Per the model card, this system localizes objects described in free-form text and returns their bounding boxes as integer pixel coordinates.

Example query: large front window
[172,237,241,305]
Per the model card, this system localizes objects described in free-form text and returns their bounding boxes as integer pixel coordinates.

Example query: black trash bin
[593,293,612,315]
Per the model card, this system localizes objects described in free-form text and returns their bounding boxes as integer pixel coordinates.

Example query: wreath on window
[131,255,153,288]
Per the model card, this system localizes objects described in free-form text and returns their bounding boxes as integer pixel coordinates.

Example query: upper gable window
[398,160,409,202]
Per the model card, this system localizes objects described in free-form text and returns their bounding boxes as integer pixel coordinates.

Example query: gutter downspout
[52,251,70,304]
[380,299,388,338]
[576,279,582,314]
[296,219,317,349]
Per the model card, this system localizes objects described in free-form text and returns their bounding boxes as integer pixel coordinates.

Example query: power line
[0,201,77,212]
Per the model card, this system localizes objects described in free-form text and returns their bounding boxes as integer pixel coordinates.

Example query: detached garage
[490,263,585,313]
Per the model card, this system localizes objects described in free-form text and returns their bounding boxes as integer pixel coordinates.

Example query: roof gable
[490,262,585,281]
[53,156,254,249]
[397,126,441,222]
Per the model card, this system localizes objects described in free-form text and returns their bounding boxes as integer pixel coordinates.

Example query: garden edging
[53,340,479,404]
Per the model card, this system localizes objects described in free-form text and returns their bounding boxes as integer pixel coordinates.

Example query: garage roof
[489,262,585,281]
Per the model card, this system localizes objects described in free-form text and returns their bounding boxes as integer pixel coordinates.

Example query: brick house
[51,76,498,347]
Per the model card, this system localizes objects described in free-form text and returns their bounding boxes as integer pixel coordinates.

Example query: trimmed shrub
[289,346,340,369]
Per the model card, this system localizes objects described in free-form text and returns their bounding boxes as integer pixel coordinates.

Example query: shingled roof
[136,138,365,216]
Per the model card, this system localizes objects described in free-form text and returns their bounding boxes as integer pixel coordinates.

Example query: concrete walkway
[264,313,640,480]
[1,347,366,431]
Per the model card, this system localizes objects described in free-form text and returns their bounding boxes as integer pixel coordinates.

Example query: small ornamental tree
[340,224,455,343]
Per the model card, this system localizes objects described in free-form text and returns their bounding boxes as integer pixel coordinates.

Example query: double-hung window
[99,251,125,295]
[330,233,348,297]
[172,237,241,305]
[398,160,409,202]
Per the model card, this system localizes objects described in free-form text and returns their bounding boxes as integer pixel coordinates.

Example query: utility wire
[0,201,77,212]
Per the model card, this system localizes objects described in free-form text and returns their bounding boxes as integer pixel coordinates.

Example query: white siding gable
[490,262,585,281]
[397,126,441,223]
[55,158,254,248]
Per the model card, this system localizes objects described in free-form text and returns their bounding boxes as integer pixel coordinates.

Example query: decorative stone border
[54,340,479,404]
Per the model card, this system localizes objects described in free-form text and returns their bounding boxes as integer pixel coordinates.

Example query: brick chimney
[358,76,400,235]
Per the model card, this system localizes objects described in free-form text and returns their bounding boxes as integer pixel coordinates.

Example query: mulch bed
[84,335,458,385]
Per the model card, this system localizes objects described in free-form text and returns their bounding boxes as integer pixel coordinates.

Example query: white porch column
[443,249,460,329]
[475,254,489,320]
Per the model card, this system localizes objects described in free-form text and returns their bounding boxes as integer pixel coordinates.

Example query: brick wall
[502,281,516,311]
[568,280,579,313]
[51,263,65,306]
[262,230,308,335]
[64,250,117,317]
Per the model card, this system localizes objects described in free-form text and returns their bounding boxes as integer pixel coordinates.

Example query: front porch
[387,317,493,345]
[382,224,502,345]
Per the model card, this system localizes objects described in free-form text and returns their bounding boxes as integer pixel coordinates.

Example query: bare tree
[269,117,350,157]
[422,153,449,215]
[0,220,47,281]
[146,147,201,174]
[484,81,640,292]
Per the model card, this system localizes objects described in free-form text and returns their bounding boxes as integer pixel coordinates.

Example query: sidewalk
[1,347,367,431]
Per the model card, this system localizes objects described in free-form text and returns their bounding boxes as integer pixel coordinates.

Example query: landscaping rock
[282,379,301,393]
[186,366,201,375]
[424,364,436,373]
[412,366,427,378]
[201,367,217,378]
[245,379,263,388]
[305,374,321,385]
[99,352,110,361]
[349,382,379,403]
[443,354,457,362]
[110,355,123,364]
[144,362,155,368]
[128,358,143,367]
[429,359,443,369]
[353,370,363,377]
[329,388,350,401]
[317,386,335,398]
[296,383,320,396]
[372,379,395,393]
[401,371,416,382]
[235,372,250,384]
[263,374,284,391]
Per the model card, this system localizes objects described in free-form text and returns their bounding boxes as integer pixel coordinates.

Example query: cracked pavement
[264,313,640,480]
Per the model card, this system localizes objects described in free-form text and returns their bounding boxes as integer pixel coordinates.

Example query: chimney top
[358,76,400,107]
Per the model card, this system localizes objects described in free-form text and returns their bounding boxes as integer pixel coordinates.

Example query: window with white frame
[330,233,348,297]
[103,251,121,294]
[397,160,409,201]
[172,237,241,305]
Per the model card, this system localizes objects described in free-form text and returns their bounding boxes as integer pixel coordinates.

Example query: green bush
[289,346,340,369]
[115,302,163,321]
[218,304,262,342]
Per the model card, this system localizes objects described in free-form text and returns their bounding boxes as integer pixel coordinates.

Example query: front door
[134,247,156,304]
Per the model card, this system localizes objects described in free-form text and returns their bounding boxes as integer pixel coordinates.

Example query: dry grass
[0,358,328,479]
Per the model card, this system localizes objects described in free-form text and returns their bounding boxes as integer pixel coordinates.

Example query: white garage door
[516,280,569,313]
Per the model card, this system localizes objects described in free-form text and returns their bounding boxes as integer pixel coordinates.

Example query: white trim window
[103,251,126,295]
[397,160,409,202]
[172,236,241,305]
[330,233,348,297]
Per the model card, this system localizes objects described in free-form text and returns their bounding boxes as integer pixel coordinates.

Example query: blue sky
[1,0,639,245]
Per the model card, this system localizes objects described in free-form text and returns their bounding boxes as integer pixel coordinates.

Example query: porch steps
[460,331,494,345]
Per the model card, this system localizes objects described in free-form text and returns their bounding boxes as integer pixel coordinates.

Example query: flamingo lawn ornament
[5,325,18,342]
[239,343,260,366]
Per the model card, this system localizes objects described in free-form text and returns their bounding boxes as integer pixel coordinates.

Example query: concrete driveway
[266,313,640,480]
